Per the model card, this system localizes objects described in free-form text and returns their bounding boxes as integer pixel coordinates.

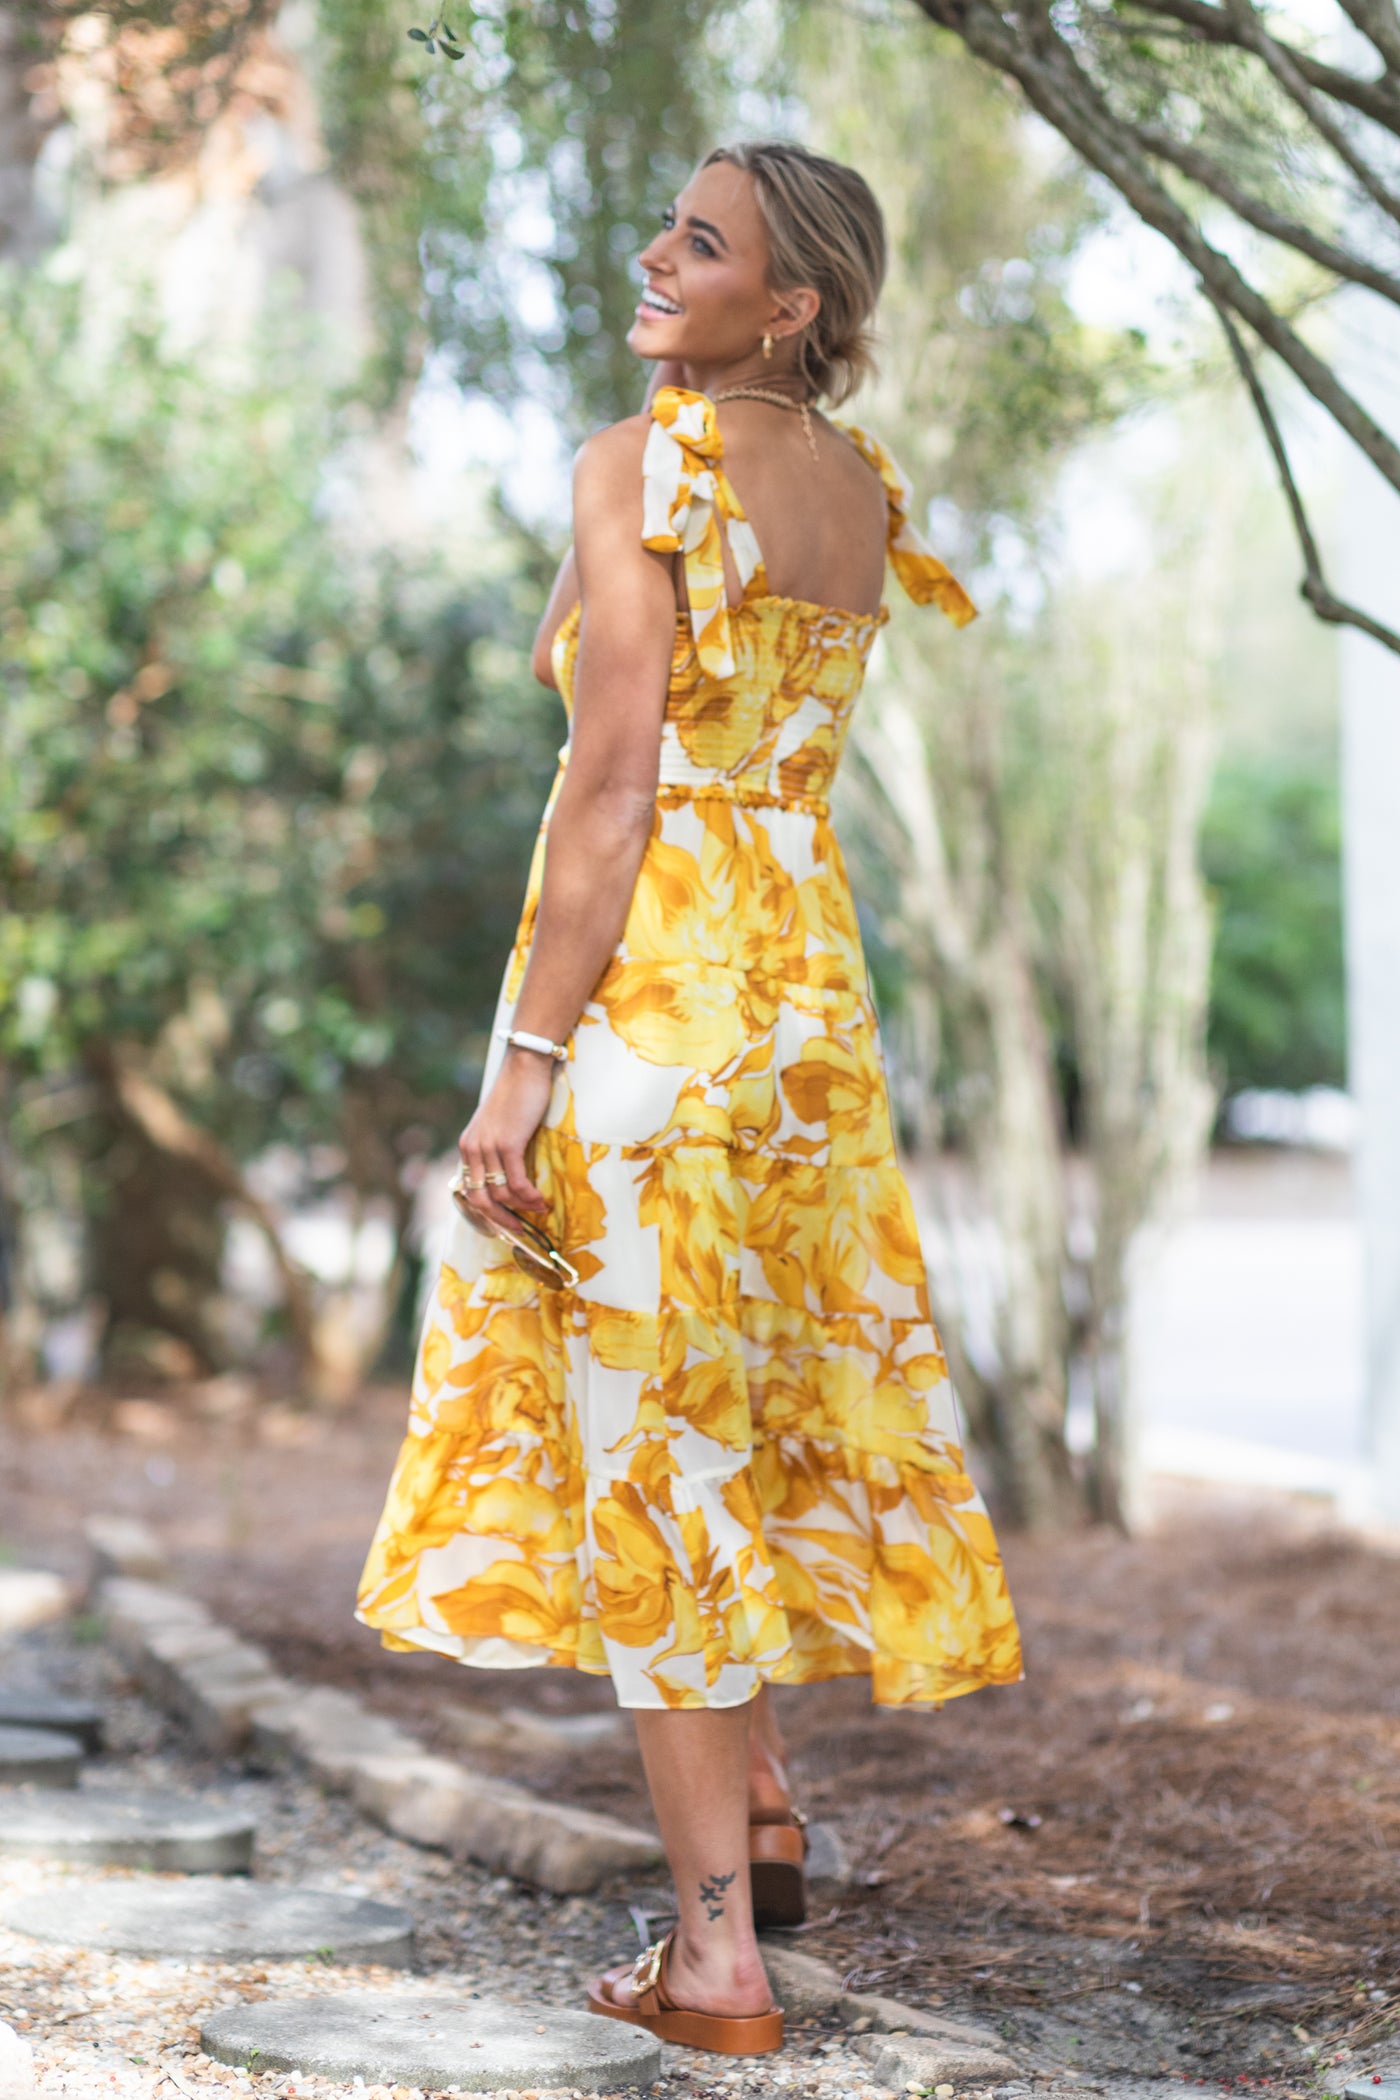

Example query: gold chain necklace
[711,383,819,463]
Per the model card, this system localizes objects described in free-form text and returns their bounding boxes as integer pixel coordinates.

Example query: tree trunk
[1054,466,1225,1528]
[851,683,1084,1529]
[87,1099,227,1379]
[0,7,57,264]
[970,917,1080,1529]
[83,1043,323,1387]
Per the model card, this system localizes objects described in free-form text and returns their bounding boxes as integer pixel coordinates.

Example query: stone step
[0,1725,83,1788]
[2,1882,414,1965]
[95,1573,664,1894]
[0,2017,35,2099]
[856,2031,1021,2087]
[0,1694,105,1754]
[83,1514,171,1591]
[98,1580,291,1755]
[758,1941,1013,2055]
[200,1991,660,2093]
[100,1576,212,1644]
[444,1704,625,1761]
[248,1684,421,1785]
[805,1818,852,1890]
[0,1571,71,1637]
[0,1788,256,1872]
[349,1750,663,1895]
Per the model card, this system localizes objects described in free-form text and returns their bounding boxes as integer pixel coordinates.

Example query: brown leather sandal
[587,1932,784,2055]
[750,1803,808,1927]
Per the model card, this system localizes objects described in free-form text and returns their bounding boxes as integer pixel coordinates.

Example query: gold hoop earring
[762,333,774,361]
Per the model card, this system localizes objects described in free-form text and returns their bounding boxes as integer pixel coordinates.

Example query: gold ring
[483,1172,508,1186]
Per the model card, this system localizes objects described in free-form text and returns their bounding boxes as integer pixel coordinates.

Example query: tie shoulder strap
[834,420,978,628]
[641,386,751,678]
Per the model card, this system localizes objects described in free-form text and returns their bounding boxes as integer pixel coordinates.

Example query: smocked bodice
[548,387,975,813]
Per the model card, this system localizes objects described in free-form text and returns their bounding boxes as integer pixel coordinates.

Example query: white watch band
[496,1026,568,1061]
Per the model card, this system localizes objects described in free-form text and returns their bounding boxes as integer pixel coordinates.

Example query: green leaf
[441,43,465,59]
[407,27,430,41]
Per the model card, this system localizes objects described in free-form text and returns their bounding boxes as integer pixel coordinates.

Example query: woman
[358,140,1023,2056]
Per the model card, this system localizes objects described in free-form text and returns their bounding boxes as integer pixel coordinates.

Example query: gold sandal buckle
[631,1939,665,1994]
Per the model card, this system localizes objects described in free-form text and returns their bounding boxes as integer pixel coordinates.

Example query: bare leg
[747,1687,792,1817]
[623,1706,773,2017]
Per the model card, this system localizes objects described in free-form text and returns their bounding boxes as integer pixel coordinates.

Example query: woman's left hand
[456,1050,554,1233]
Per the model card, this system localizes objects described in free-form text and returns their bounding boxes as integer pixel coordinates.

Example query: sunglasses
[450,1169,580,1291]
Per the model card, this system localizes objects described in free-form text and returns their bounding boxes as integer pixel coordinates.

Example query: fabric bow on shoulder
[837,421,978,628]
[640,387,977,667]
[642,386,738,679]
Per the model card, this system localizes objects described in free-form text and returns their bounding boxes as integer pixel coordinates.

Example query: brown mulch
[3,1379,1399,2074]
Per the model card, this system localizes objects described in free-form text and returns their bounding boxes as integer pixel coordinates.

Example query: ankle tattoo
[698,1870,736,1921]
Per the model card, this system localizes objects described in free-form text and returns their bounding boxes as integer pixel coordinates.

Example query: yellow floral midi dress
[356,387,1023,1711]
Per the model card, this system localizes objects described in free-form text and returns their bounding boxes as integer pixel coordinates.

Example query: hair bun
[703,141,886,407]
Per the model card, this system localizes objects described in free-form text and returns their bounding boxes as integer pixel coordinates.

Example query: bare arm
[530,362,685,689]
[460,416,677,1224]
[512,420,675,1043]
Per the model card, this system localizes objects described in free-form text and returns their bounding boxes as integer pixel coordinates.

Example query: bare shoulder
[574,413,652,504]
[572,415,673,604]
[825,417,891,526]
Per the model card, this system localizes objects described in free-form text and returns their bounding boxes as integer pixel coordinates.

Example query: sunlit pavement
[1126,1149,1363,1501]
[907,1147,1364,1507]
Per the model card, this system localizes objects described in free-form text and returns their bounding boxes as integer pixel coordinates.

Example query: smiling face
[627,159,816,380]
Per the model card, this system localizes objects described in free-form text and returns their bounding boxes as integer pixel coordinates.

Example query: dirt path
[3,1387,1398,2094]
[0,1609,902,2100]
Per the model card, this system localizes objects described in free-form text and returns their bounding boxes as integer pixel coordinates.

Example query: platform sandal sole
[751,1855,807,1928]
[750,1816,808,1928]
[586,1989,784,2055]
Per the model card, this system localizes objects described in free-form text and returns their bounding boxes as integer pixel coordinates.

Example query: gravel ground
[6,1400,1398,2100]
[0,1616,1041,2100]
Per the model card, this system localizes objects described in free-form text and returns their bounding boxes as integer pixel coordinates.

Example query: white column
[1338,292,1400,1527]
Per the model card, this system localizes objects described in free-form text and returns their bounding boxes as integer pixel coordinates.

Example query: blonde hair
[702,141,886,407]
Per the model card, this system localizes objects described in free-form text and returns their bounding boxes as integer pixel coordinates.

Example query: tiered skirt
[356,791,1022,1710]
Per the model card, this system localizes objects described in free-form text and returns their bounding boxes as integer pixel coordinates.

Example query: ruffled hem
[356,1616,1023,1710]
[354,1422,1023,1711]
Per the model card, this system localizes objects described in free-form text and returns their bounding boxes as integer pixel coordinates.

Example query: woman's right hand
[455,1049,555,1235]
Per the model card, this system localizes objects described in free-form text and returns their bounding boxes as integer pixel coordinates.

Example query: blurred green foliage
[0,275,557,1123]
[314,0,740,430]
[0,269,559,1362]
[2,0,1349,1390]
[1202,757,1346,1095]
[799,7,1150,526]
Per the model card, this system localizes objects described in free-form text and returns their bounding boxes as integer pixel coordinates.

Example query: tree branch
[1322,0,1400,86]
[912,0,1400,500]
[1131,117,1400,305]
[1223,0,1400,229]
[1204,291,1400,655]
[1121,0,1400,132]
